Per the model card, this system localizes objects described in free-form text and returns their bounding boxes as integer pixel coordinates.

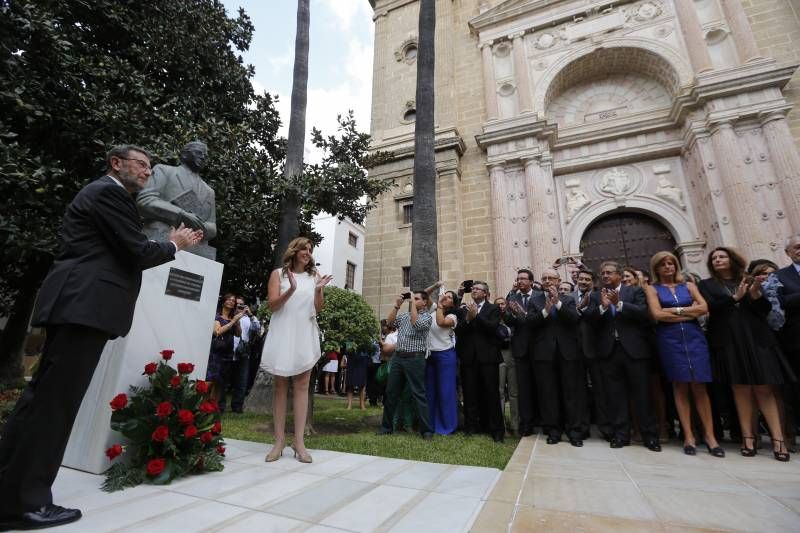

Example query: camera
[401,292,412,300]
[462,280,474,293]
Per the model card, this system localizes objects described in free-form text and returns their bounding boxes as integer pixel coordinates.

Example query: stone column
[710,121,766,256]
[673,0,713,74]
[524,157,562,277]
[692,136,738,246]
[480,41,498,121]
[370,10,389,134]
[511,32,532,114]
[436,168,465,284]
[489,164,513,292]
[761,112,800,231]
[719,0,761,63]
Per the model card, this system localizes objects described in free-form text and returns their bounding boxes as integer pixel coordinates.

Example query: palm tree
[409,0,439,290]
[271,0,310,267]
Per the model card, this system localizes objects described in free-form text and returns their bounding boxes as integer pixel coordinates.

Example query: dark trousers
[381,353,432,434]
[460,362,503,436]
[515,356,538,433]
[781,347,800,444]
[219,357,249,413]
[585,358,613,438]
[600,342,658,442]
[0,324,108,514]
[534,356,587,440]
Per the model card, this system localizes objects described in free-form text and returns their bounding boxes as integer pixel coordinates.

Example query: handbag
[211,330,233,354]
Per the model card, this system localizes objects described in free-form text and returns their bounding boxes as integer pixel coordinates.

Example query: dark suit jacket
[776,264,800,350]
[455,301,501,365]
[585,285,652,359]
[529,293,580,362]
[572,288,598,359]
[503,291,538,360]
[31,176,176,338]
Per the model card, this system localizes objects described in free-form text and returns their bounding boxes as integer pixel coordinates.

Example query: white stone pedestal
[62,251,223,474]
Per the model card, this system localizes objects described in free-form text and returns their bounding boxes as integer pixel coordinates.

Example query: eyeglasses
[600,270,618,275]
[119,157,152,170]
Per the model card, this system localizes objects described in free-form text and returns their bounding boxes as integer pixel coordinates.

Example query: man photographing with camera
[377,291,434,439]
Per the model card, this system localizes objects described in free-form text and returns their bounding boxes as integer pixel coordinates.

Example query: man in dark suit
[777,234,800,449]
[503,269,538,436]
[529,269,586,446]
[455,281,504,441]
[0,145,202,530]
[585,261,661,451]
[573,269,611,440]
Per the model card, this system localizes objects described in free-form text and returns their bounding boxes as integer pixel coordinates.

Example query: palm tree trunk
[271,0,310,267]
[409,0,438,290]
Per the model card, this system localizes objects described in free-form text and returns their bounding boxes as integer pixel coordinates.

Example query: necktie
[522,294,529,309]
[610,302,617,316]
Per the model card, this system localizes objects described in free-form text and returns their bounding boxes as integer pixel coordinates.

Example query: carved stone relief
[656,177,686,210]
[565,186,590,223]
[597,167,634,196]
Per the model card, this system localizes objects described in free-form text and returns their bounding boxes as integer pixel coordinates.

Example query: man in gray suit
[137,141,217,259]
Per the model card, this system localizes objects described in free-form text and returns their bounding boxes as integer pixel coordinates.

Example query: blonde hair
[622,266,640,287]
[281,237,317,276]
[650,251,684,284]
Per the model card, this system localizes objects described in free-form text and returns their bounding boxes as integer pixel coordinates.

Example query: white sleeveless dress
[261,271,321,377]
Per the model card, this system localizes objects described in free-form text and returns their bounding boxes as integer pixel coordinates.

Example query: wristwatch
[676,307,684,316]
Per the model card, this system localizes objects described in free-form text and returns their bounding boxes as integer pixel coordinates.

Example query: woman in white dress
[262,237,332,463]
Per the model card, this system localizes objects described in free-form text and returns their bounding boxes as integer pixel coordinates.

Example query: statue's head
[180,141,208,172]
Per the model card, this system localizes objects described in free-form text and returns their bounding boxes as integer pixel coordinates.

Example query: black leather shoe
[546,435,561,445]
[569,438,583,447]
[376,428,393,436]
[492,433,504,443]
[609,438,628,449]
[519,428,533,437]
[0,504,82,531]
[645,440,662,452]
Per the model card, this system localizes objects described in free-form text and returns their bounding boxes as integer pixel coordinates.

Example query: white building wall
[311,212,365,293]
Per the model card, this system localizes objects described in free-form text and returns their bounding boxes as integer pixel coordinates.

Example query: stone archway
[579,211,676,272]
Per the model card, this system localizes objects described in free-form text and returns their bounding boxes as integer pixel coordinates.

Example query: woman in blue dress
[645,251,724,457]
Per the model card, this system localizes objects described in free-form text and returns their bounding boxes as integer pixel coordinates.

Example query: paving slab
[35,438,498,533]
[475,434,800,532]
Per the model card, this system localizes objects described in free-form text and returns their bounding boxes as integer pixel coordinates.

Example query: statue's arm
[136,166,183,226]
[204,201,217,240]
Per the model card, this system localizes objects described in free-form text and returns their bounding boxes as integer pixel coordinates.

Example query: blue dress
[653,284,712,383]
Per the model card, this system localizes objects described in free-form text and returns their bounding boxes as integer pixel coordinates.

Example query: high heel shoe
[740,436,756,457]
[772,439,790,462]
[291,443,312,463]
[265,441,284,462]
[705,443,725,458]
[683,443,696,456]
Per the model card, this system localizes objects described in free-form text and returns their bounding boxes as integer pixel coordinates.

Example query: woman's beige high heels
[291,443,312,463]
[265,442,284,462]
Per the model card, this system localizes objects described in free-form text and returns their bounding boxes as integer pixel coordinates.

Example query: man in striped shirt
[377,291,434,439]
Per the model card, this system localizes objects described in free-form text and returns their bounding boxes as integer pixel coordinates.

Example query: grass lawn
[221,395,519,470]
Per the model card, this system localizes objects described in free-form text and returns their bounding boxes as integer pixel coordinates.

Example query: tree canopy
[0,0,389,383]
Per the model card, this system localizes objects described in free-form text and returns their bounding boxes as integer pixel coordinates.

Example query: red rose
[184,425,198,438]
[169,375,181,388]
[143,362,158,375]
[195,380,209,394]
[199,401,216,414]
[177,409,194,425]
[160,349,174,360]
[177,362,195,375]
[200,431,213,444]
[151,425,169,442]
[105,444,123,460]
[211,421,222,434]
[216,445,226,455]
[109,393,128,411]
[146,458,166,477]
[155,401,173,418]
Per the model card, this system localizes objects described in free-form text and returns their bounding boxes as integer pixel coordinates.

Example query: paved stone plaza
[38,434,800,532]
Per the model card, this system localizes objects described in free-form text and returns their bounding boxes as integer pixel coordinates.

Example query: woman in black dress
[699,247,794,461]
[207,293,244,413]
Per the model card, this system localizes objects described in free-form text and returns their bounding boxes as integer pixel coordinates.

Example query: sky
[220,0,375,162]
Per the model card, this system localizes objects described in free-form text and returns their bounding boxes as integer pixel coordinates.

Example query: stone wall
[744,0,800,149]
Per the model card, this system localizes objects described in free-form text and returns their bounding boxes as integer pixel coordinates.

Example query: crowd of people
[372,236,800,462]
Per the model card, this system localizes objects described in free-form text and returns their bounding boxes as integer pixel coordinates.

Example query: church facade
[363,0,800,316]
